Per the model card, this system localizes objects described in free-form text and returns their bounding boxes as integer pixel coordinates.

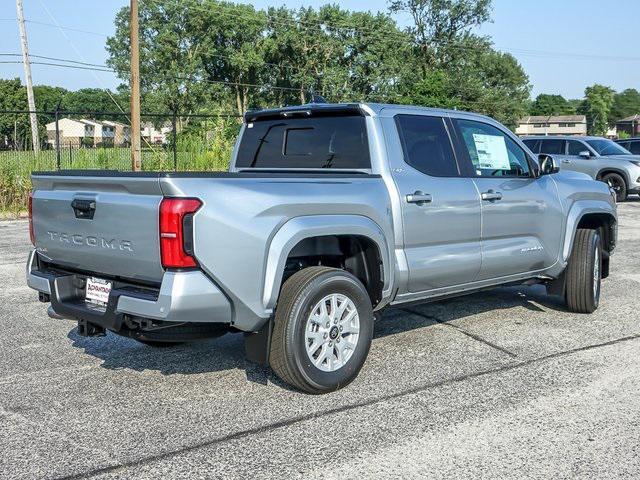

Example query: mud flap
[244,318,273,365]
[546,270,566,298]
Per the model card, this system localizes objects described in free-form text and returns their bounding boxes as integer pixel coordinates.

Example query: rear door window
[236,115,370,169]
[395,115,459,177]
[540,139,565,155]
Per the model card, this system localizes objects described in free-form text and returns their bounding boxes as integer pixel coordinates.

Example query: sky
[1,0,638,100]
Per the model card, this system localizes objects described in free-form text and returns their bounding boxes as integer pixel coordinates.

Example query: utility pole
[130,0,142,171]
[16,0,39,153]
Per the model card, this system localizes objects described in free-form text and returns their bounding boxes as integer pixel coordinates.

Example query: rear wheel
[601,172,627,202]
[565,228,602,314]
[269,267,374,394]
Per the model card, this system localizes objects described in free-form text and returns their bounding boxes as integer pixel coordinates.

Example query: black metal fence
[0,109,242,173]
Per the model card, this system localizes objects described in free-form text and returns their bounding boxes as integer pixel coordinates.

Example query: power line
[0,60,115,73]
[0,17,108,37]
[0,58,310,93]
[25,18,108,37]
[0,53,109,68]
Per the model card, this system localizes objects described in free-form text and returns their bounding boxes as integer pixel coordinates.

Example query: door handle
[406,191,432,205]
[562,159,571,164]
[481,190,502,202]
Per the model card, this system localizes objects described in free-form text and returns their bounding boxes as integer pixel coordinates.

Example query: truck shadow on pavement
[66,283,565,386]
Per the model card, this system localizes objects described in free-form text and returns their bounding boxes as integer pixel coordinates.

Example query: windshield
[586,139,632,156]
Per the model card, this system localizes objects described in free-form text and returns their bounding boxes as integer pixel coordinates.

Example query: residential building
[616,114,640,137]
[102,120,131,146]
[515,115,587,137]
[45,118,132,147]
[45,118,95,147]
[82,120,115,146]
[141,121,172,144]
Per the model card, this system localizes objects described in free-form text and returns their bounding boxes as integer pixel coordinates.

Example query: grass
[0,139,234,215]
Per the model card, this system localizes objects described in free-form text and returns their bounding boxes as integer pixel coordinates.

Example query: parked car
[27,103,617,394]
[615,137,640,155]
[523,135,640,201]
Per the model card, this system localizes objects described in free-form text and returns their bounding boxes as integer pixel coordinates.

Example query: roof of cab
[244,102,491,122]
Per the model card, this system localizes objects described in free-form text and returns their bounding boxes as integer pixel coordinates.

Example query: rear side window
[395,115,459,177]
[540,139,565,155]
[523,139,540,153]
[235,115,370,169]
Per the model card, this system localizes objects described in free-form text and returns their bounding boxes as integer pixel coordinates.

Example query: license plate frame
[85,276,112,307]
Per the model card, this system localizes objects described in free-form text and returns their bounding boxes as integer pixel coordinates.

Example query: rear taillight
[159,197,202,268]
[28,191,35,245]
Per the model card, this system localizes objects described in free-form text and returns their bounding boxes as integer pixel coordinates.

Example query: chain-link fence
[0,109,242,212]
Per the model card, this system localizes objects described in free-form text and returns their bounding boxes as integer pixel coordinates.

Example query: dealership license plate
[85,277,112,306]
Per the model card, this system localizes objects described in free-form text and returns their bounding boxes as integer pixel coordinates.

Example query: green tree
[106,1,413,115]
[104,0,528,126]
[107,0,215,117]
[262,5,412,106]
[580,84,615,135]
[388,0,492,70]
[529,94,575,116]
[0,78,28,148]
[609,88,640,124]
[33,85,68,111]
[389,0,529,127]
[64,88,128,116]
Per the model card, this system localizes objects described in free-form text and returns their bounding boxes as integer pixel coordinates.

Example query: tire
[269,267,374,394]
[601,172,627,202]
[565,228,602,314]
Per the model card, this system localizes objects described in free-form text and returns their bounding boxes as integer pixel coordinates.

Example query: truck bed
[30,169,391,329]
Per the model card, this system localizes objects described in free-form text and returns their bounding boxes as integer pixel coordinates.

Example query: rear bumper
[26,250,232,332]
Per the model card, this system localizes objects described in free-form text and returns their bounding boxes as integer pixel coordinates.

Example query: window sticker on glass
[472,134,510,170]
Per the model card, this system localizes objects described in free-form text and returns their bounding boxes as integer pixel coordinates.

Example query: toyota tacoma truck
[26,103,617,394]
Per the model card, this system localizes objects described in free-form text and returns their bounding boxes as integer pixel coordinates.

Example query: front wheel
[269,267,374,394]
[565,228,602,313]
[601,172,627,202]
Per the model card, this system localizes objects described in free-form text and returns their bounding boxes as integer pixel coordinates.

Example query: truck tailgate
[31,173,165,284]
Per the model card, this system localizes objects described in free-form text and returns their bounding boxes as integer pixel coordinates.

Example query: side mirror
[538,154,560,175]
[579,150,591,159]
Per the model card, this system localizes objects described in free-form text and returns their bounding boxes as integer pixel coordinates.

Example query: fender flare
[596,167,630,186]
[262,215,393,310]
[562,200,616,263]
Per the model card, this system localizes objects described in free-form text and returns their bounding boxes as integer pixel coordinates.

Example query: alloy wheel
[304,293,360,372]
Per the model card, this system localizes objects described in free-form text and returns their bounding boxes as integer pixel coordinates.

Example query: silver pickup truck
[27,103,617,394]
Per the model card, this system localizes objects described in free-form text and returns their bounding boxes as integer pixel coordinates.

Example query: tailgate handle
[71,199,96,219]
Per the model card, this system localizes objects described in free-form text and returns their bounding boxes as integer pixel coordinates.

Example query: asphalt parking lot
[1,201,640,480]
